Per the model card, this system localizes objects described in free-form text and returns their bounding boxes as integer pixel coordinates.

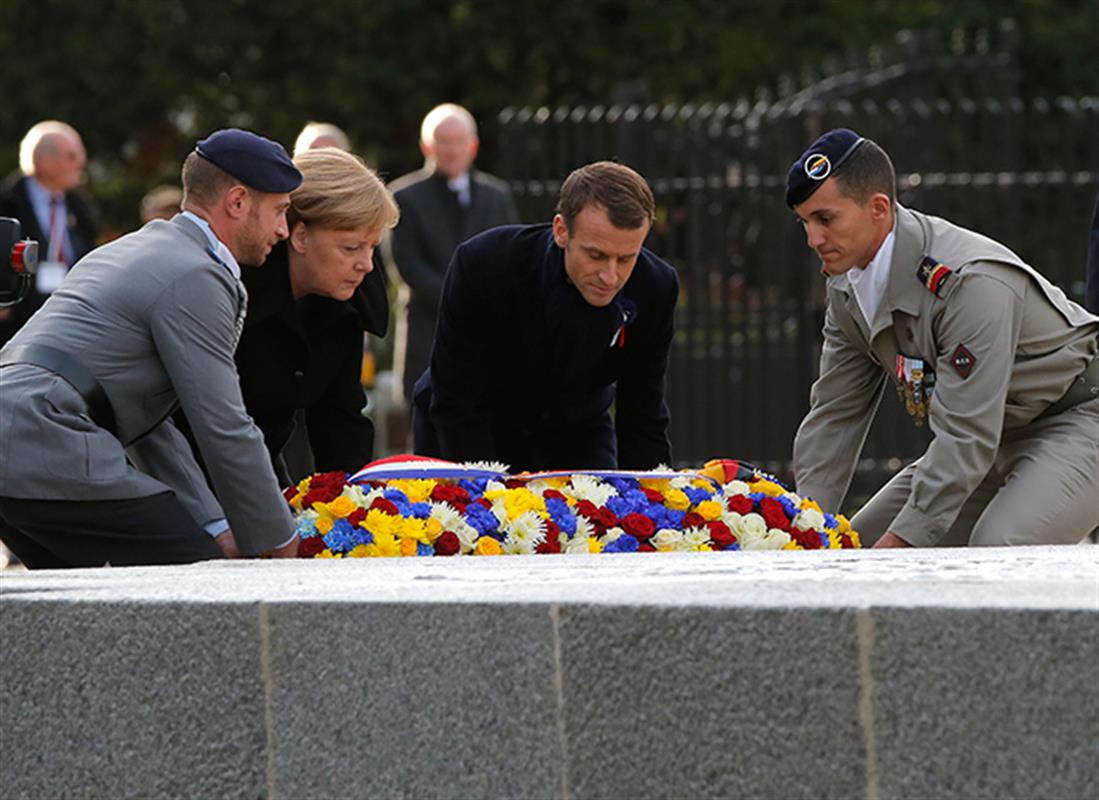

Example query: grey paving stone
[870,607,1099,800]
[0,601,267,800]
[557,605,866,799]
[265,602,561,800]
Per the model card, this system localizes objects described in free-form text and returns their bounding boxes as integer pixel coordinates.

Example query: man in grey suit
[387,103,519,408]
[0,129,303,567]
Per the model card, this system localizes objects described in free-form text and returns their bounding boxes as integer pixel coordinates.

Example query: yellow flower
[399,537,419,557]
[288,491,303,511]
[315,515,334,535]
[316,549,341,558]
[827,530,843,549]
[587,536,604,553]
[696,500,723,521]
[474,537,502,555]
[800,498,822,512]
[837,515,852,534]
[348,544,371,558]
[690,478,713,490]
[749,479,785,497]
[848,530,861,548]
[396,516,430,543]
[365,509,397,538]
[782,540,801,550]
[694,543,713,552]
[664,489,690,511]
[425,518,444,543]
[373,535,401,557]
[390,479,436,503]
[326,496,357,519]
[640,478,671,492]
[498,488,545,521]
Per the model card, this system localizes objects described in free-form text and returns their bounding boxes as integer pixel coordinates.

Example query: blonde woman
[234,147,399,484]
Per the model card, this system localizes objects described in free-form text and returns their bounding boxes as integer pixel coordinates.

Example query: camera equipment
[0,217,39,308]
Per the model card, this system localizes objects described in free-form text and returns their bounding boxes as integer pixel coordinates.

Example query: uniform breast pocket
[38,379,128,482]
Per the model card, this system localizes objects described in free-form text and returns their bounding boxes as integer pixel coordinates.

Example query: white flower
[599,526,624,547]
[569,474,618,505]
[503,533,536,555]
[669,475,691,490]
[794,507,826,532]
[564,535,592,554]
[571,517,596,541]
[729,512,769,548]
[485,479,507,493]
[430,502,479,552]
[764,529,792,549]
[505,511,546,548]
[652,528,683,551]
[683,526,711,549]
[466,460,510,473]
[723,480,751,498]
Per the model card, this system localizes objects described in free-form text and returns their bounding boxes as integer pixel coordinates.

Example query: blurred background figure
[386,103,518,427]
[294,121,352,155]
[139,184,183,223]
[0,120,98,346]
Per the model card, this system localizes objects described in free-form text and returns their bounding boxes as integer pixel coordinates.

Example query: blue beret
[785,128,866,207]
[195,129,302,193]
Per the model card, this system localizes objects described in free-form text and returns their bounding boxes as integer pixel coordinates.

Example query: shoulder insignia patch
[950,343,976,378]
[916,255,953,296]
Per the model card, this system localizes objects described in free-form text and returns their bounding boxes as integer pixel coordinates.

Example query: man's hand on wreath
[215,528,242,559]
[873,531,912,549]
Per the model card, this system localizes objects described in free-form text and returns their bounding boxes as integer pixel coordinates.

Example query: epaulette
[916,255,953,297]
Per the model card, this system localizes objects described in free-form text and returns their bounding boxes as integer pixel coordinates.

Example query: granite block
[557,605,865,799]
[0,601,267,800]
[870,607,1099,800]
[265,602,561,799]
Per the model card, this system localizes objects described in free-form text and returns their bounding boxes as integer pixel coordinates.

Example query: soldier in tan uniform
[786,129,1099,548]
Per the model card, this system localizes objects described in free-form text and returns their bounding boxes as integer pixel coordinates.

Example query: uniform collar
[180,210,241,279]
[862,204,927,339]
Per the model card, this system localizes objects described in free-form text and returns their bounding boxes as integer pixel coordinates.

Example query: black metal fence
[489,25,1099,499]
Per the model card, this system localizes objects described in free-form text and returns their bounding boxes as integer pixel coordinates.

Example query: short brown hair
[181,151,244,208]
[556,161,655,231]
[288,148,399,232]
[834,139,897,205]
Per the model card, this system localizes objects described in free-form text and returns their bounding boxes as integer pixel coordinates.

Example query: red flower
[576,500,598,518]
[544,520,561,540]
[430,484,470,505]
[543,489,566,502]
[790,528,822,550]
[476,498,492,509]
[621,512,656,540]
[299,537,326,557]
[536,526,561,554]
[727,495,753,516]
[347,508,367,527]
[707,521,736,549]
[841,534,854,549]
[638,542,656,552]
[682,512,706,529]
[434,531,460,555]
[592,507,618,532]
[505,479,526,489]
[642,488,665,504]
[759,497,791,532]
[369,498,400,515]
[282,485,299,503]
[299,471,346,506]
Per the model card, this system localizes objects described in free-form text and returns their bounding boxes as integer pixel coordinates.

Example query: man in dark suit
[0,120,98,346]
[387,103,519,408]
[413,161,679,471]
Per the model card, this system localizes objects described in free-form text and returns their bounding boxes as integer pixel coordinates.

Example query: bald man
[0,120,98,345]
[386,103,519,408]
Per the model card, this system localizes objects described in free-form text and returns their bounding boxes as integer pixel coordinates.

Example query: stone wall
[2,547,1096,799]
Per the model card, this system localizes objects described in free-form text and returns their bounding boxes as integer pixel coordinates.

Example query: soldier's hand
[264,534,300,559]
[872,531,912,549]
[215,528,242,559]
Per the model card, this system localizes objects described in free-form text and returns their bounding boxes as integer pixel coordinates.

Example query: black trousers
[0,491,224,569]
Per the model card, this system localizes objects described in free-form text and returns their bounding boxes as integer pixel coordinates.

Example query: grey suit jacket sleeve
[148,267,294,554]
[126,418,224,527]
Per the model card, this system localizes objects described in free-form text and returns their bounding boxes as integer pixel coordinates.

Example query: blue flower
[608,477,639,496]
[351,527,374,547]
[384,488,410,506]
[603,533,640,553]
[725,542,741,551]
[545,497,577,535]
[323,525,355,554]
[408,502,432,519]
[684,487,711,506]
[824,513,838,530]
[295,517,319,539]
[748,492,766,508]
[818,530,830,548]
[458,478,489,498]
[416,542,433,557]
[778,496,799,518]
[464,503,500,538]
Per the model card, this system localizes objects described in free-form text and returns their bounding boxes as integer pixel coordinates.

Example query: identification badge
[35,260,67,294]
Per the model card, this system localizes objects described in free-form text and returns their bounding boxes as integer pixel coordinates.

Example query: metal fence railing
[488,26,1099,501]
